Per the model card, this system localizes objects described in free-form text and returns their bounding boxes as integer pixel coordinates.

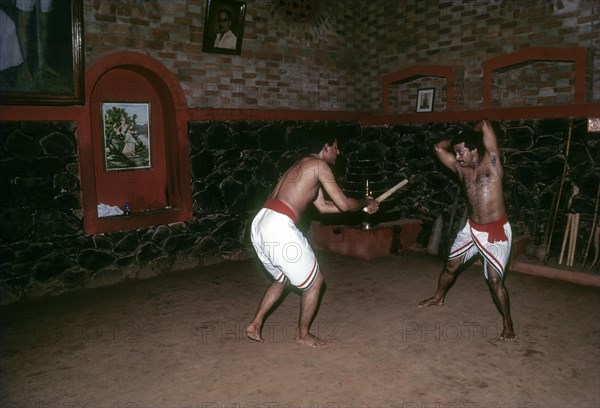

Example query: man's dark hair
[451,127,484,153]
[307,126,336,154]
[218,9,233,20]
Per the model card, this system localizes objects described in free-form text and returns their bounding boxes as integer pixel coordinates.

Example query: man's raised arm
[479,119,501,158]
[433,139,457,172]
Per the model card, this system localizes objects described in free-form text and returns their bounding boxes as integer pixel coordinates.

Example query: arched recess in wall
[80,52,192,235]
[381,65,456,115]
[482,47,586,109]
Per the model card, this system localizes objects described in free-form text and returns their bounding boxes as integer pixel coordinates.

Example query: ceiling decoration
[269,0,336,43]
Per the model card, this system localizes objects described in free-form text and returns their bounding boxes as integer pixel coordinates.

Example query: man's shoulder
[292,156,330,179]
[297,156,320,169]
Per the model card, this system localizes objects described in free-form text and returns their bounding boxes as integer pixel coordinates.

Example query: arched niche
[482,47,587,109]
[381,65,456,115]
[79,52,192,235]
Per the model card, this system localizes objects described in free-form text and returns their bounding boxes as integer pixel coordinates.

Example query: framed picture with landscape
[102,102,151,172]
[0,0,84,105]
[202,0,246,55]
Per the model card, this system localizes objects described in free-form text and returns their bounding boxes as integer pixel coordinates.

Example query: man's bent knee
[486,270,504,289]
[303,271,324,291]
[445,258,462,273]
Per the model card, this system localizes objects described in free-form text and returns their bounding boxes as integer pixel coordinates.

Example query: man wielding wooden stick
[419,119,516,340]
[247,127,379,348]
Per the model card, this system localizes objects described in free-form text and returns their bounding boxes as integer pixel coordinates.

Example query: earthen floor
[1,251,598,408]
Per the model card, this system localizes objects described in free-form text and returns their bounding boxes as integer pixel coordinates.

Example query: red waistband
[264,198,298,224]
[470,213,509,243]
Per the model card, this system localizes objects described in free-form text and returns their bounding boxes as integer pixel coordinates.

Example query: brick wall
[85,0,362,110]
[83,0,599,112]
[357,0,599,112]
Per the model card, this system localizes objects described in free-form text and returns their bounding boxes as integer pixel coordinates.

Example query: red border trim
[360,103,600,125]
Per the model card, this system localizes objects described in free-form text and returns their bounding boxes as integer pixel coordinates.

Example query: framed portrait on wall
[102,103,152,172]
[0,0,84,105]
[202,0,246,55]
[416,88,435,113]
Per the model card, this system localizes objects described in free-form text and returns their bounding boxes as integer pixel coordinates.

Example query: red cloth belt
[470,213,509,243]
[264,198,298,224]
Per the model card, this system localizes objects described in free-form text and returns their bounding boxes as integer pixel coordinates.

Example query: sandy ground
[1,250,599,408]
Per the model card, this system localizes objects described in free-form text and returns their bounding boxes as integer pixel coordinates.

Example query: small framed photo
[416,88,435,112]
[102,103,151,172]
[202,0,246,55]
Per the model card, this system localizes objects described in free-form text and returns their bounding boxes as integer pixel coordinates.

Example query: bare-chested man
[247,128,379,348]
[419,119,516,340]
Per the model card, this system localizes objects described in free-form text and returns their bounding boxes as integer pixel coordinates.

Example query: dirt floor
[1,250,599,408]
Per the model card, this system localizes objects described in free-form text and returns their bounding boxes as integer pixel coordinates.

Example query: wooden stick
[567,214,573,266]
[559,213,572,265]
[568,213,579,267]
[572,213,579,266]
[544,119,573,264]
[574,213,581,266]
[589,223,600,270]
[362,179,408,212]
[582,181,600,269]
[567,213,574,266]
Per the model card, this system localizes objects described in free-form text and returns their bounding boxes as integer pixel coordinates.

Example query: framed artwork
[588,117,600,133]
[102,103,151,172]
[202,0,246,55]
[416,88,435,113]
[0,0,84,105]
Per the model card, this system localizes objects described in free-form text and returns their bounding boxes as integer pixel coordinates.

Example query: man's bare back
[269,156,324,220]
[271,152,375,218]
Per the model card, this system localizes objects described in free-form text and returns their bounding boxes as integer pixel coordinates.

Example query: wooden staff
[544,119,574,264]
[568,213,579,267]
[574,213,581,266]
[362,179,408,212]
[531,186,541,244]
[589,223,600,271]
[559,213,572,265]
[567,213,574,266]
[582,181,600,270]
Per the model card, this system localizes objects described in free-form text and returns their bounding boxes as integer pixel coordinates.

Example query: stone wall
[0,120,357,303]
[1,118,598,304]
[357,118,599,255]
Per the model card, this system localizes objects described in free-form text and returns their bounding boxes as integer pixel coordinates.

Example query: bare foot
[418,296,444,308]
[295,333,328,348]
[246,322,263,343]
[500,327,516,341]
